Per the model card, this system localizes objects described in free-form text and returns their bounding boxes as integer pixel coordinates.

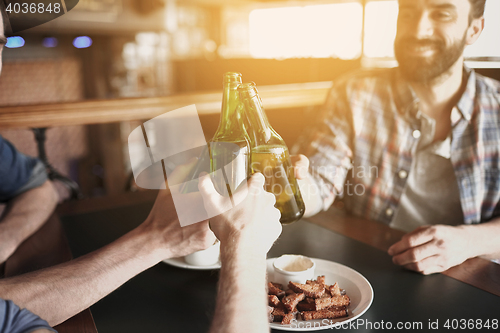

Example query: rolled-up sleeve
[293,81,353,211]
[0,298,57,333]
[0,136,48,203]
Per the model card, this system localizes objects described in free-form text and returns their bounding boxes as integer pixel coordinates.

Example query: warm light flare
[249,3,362,59]
[363,1,398,58]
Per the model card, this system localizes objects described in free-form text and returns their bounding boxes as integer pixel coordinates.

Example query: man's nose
[414,13,434,39]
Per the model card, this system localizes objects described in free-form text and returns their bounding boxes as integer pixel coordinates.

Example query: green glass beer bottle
[238,82,305,224]
[209,72,250,199]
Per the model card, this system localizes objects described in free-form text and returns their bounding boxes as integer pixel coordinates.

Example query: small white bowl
[184,241,220,266]
[273,254,316,287]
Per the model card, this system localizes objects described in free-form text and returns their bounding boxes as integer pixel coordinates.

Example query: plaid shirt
[295,67,500,225]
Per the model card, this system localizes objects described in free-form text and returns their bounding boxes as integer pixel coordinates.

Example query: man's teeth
[413,45,434,52]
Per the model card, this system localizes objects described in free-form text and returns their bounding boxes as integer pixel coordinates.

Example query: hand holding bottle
[198,172,282,255]
[290,154,310,179]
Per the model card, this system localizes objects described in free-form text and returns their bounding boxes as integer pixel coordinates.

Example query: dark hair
[0,0,12,36]
[469,0,486,20]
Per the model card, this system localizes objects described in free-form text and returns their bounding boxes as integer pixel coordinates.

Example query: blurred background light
[42,37,59,48]
[73,36,93,49]
[249,3,362,59]
[363,1,398,58]
[6,36,25,48]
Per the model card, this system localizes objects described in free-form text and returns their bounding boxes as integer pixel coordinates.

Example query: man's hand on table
[388,225,473,275]
[389,220,500,274]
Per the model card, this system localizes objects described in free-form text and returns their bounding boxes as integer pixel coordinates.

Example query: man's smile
[409,44,438,56]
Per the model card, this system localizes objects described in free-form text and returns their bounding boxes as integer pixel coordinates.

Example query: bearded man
[293,0,500,274]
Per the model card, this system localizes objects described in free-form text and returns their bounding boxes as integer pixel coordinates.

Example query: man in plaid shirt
[293,0,500,274]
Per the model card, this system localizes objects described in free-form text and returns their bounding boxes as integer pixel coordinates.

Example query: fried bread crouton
[306,275,326,287]
[271,282,284,290]
[304,297,315,304]
[288,281,326,298]
[268,295,280,307]
[272,301,287,322]
[268,282,286,298]
[328,282,341,296]
[297,302,316,312]
[315,295,350,310]
[281,312,297,325]
[282,293,305,312]
[300,306,348,321]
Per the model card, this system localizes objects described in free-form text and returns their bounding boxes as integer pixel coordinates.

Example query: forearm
[0,180,58,245]
[210,239,269,333]
[461,218,500,260]
[0,222,163,326]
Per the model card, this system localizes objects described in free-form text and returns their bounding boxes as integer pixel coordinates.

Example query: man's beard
[394,32,467,83]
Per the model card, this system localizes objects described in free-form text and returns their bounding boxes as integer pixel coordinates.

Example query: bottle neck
[239,89,276,146]
[221,81,240,119]
[213,79,246,142]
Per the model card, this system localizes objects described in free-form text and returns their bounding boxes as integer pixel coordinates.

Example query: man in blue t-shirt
[0,12,58,330]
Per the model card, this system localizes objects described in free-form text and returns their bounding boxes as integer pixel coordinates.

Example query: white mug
[184,240,220,266]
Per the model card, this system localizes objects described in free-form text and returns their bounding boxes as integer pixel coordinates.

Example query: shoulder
[472,73,500,121]
[0,136,46,202]
[473,72,500,99]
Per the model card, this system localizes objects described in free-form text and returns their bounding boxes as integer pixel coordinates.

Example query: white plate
[162,257,221,270]
[268,257,373,331]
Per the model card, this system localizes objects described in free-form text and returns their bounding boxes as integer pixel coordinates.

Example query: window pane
[363,0,398,58]
[249,3,362,59]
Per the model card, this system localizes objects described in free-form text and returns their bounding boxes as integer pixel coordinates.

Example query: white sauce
[276,255,314,272]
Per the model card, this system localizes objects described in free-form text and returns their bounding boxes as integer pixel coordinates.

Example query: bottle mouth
[223,72,242,83]
[237,82,258,98]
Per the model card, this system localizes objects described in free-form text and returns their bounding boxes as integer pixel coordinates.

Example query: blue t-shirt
[0,299,57,333]
[0,136,47,202]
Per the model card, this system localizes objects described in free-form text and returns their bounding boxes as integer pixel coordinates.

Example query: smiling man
[293,0,500,275]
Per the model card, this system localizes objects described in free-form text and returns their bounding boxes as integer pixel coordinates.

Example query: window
[221,0,500,68]
[363,1,398,58]
[248,3,363,59]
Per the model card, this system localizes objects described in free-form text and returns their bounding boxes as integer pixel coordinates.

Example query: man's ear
[466,17,484,45]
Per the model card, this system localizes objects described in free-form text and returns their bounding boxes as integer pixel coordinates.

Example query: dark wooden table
[53,191,499,333]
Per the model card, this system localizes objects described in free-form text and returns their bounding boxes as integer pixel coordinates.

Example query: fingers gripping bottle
[238,82,305,224]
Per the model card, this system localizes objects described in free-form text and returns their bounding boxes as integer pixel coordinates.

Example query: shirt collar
[456,66,475,122]
[392,66,476,123]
